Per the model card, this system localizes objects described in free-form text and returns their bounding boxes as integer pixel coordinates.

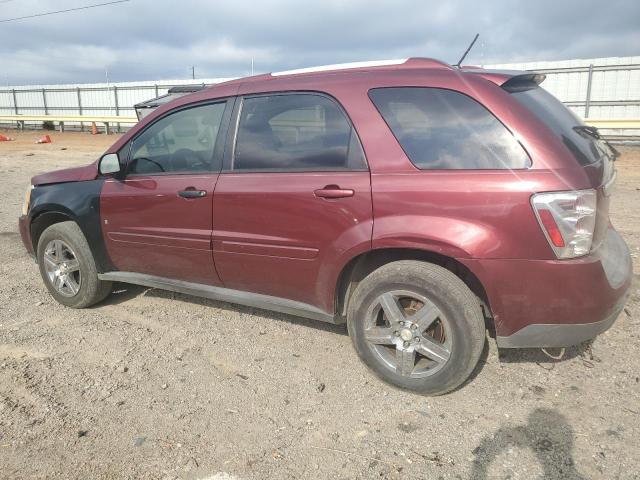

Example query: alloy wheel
[43,239,82,297]
[363,290,452,378]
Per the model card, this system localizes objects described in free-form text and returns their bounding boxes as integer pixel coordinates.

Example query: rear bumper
[495,295,627,348]
[18,214,35,258]
[462,227,632,348]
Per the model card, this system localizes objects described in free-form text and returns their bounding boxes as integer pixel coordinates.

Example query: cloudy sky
[1,0,638,85]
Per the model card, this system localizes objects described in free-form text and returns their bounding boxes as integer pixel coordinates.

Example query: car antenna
[454,33,479,68]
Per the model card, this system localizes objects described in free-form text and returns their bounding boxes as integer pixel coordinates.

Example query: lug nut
[393,331,399,336]
[414,337,420,342]
[411,324,417,330]
[403,341,410,348]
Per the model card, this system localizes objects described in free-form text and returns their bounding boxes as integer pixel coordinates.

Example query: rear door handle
[178,189,207,199]
[314,185,355,199]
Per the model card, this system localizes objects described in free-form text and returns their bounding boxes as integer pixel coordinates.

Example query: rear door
[212,92,373,311]
[100,100,231,285]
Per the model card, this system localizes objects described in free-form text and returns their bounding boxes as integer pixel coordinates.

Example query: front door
[212,93,373,311]
[101,100,230,285]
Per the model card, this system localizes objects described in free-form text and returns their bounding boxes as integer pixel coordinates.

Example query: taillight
[531,189,597,259]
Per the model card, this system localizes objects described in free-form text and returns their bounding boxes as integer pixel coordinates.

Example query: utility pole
[191,65,195,80]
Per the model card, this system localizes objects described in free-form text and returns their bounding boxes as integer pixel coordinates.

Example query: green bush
[42,120,55,131]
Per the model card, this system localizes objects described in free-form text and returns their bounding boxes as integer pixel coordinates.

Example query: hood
[31,162,98,186]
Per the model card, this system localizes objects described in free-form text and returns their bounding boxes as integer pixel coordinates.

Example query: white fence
[0,78,232,131]
[1,56,639,136]
[486,56,640,122]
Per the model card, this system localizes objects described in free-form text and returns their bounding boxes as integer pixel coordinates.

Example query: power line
[0,0,130,23]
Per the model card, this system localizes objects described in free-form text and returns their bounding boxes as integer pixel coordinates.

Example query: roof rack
[271,57,451,77]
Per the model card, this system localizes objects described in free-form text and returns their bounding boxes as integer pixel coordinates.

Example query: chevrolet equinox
[18,58,632,395]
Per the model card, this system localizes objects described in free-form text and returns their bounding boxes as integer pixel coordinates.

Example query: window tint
[233,94,366,171]
[128,102,226,174]
[369,87,530,169]
[511,87,614,166]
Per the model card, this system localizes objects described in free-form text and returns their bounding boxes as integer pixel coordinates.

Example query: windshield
[511,87,615,166]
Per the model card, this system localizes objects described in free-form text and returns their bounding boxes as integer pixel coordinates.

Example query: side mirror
[99,153,121,175]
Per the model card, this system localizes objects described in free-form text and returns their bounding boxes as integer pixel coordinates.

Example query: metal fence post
[584,64,594,119]
[113,86,120,133]
[42,88,48,116]
[77,87,84,132]
[11,89,19,129]
[154,84,159,97]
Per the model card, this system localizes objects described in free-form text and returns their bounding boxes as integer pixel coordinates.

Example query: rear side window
[233,93,367,171]
[369,87,530,169]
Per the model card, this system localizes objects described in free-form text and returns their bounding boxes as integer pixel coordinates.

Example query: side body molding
[98,272,337,323]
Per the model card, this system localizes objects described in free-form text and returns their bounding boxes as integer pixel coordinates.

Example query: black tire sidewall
[348,261,484,395]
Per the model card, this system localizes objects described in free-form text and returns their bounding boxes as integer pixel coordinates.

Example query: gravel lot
[1,130,639,480]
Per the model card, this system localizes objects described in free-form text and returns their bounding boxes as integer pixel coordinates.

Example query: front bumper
[18,214,35,258]
[462,227,632,348]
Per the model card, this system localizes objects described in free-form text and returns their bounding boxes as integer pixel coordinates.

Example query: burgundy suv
[18,58,632,394]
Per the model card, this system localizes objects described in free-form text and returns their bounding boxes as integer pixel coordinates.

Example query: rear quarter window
[369,87,530,170]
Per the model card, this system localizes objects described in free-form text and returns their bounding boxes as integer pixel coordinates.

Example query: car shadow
[497,341,593,364]
[96,282,349,336]
[447,334,490,393]
[469,407,587,479]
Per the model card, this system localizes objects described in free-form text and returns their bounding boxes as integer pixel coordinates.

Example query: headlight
[22,184,33,216]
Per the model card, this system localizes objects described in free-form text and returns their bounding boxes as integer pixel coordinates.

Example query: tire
[36,221,112,308]
[347,260,485,395]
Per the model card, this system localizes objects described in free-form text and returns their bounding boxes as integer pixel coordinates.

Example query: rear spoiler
[133,84,208,120]
[462,68,546,92]
[501,73,546,93]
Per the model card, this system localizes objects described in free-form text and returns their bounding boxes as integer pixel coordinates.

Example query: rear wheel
[347,260,485,395]
[37,221,112,308]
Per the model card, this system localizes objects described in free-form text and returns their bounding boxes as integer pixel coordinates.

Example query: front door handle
[178,188,207,199]
[314,185,355,199]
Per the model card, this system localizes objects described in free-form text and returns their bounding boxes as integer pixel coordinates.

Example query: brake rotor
[399,297,446,343]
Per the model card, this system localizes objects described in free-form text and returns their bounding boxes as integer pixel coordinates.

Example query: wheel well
[336,248,493,326]
[30,211,74,252]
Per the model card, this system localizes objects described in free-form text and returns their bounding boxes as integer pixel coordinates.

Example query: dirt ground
[0,130,639,480]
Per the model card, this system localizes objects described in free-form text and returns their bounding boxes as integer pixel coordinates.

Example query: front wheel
[347,260,485,395]
[37,221,112,308]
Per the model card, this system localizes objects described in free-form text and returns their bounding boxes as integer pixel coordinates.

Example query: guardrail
[0,114,138,134]
[1,115,639,138]
[584,119,640,130]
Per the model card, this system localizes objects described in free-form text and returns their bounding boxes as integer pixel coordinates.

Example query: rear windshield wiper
[573,125,601,139]
[573,125,620,160]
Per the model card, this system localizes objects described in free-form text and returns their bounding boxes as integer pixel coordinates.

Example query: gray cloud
[1,0,638,85]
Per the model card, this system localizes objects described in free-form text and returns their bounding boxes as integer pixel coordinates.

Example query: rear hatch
[505,78,618,250]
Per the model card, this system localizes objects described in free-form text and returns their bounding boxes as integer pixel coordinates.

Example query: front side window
[233,93,367,171]
[128,102,227,175]
[369,87,530,170]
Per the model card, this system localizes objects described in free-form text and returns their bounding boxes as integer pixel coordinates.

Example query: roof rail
[402,57,453,70]
[271,57,451,77]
